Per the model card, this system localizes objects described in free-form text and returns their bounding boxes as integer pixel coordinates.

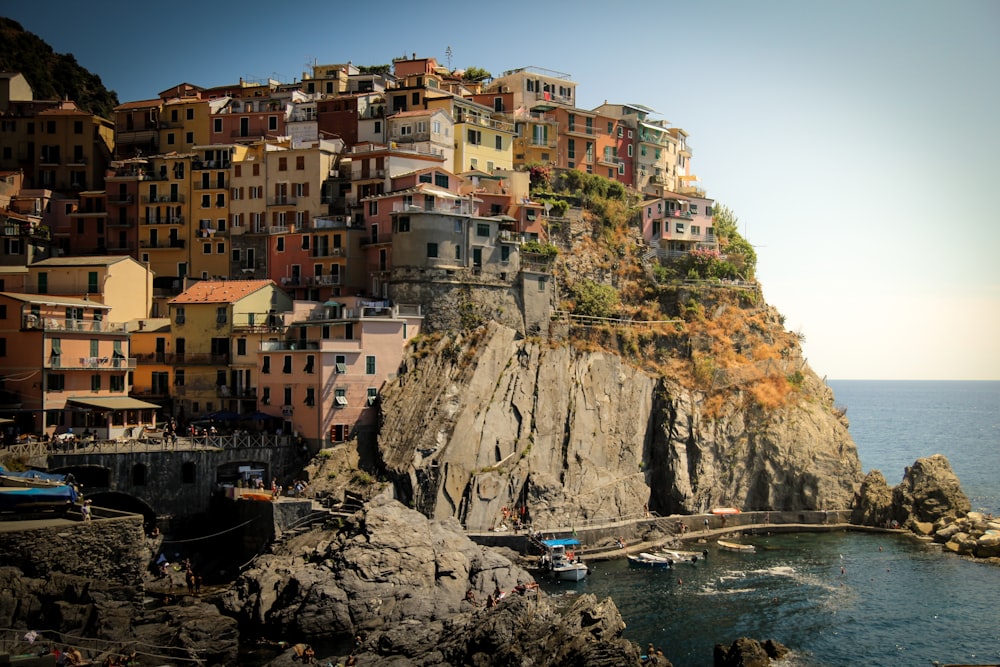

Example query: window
[568,139,575,159]
[691,225,701,235]
[278,157,287,171]
[284,387,292,405]
[237,338,247,356]
[174,369,185,386]
[282,355,292,373]
[87,271,98,293]
[91,374,101,392]
[365,355,376,375]
[334,388,348,406]
[335,355,346,373]
[203,242,212,254]
[467,129,482,145]
[217,242,225,254]
[48,373,65,391]
[628,144,633,157]
[427,242,438,258]
[435,173,449,188]
[262,387,270,405]
[304,355,315,373]
[213,118,222,133]
[476,223,490,237]
[0,338,4,357]
[296,156,305,170]
[276,237,284,251]
[305,388,315,406]
[90,339,100,357]
[501,246,510,263]
[201,194,210,208]
[495,135,503,150]
[269,116,278,131]
[397,216,410,232]
[675,223,685,234]
[110,375,125,392]
[367,388,378,406]
[216,307,227,324]
[262,356,271,374]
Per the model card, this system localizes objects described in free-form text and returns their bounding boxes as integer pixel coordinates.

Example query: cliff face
[377,320,863,529]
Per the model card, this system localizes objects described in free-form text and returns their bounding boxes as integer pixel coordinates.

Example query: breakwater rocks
[222,495,644,665]
[852,454,999,560]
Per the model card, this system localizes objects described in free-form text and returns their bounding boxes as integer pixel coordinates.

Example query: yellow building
[138,153,193,283]
[159,97,211,154]
[168,280,291,420]
[26,255,154,323]
[427,95,514,175]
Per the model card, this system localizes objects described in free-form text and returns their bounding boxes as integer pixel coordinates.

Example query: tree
[462,66,492,82]
[570,280,620,319]
[357,64,391,76]
[712,205,757,279]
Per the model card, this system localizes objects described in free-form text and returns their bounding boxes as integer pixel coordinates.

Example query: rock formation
[714,638,789,667]
[222,495,646,666]
[376,321,862,529]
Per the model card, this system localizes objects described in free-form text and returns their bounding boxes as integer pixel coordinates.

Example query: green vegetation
[711,205,757,279]
[0,18,119,119]
[357,64,391,75]
[521,240,558,257]
[462,66,492,82]
[569,279,620,318]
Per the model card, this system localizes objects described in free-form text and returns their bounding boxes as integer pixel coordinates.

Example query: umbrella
[244,411,277,421]
[206,410,240,421]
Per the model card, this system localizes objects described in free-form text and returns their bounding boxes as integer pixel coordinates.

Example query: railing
[217,386,257,398]
[141,216,184,225]
[139,239,185,249]
[175,353,230,365]
[47,356,137,370]
[267,225,289,235]
[311,247,344,258]
[106,195,133,205]
[141,195,186,204]
[360,233,393,246]
[303,274,342,285]
[391,201,475,215]
[107,217,136,227]
[193,180,228,190]
[267,196,297,206]
[455,113,515,133]
[192,161,231,170]
[23,317,127,333]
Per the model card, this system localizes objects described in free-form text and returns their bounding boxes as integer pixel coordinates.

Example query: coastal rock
[892,455,970,527]
[222,496,537,640]
[377,322,862,529]
[975,532,1000,558]
[850,470,893,527]
[714,637,789,666]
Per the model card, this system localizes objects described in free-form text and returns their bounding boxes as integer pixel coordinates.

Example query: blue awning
[541,538,580,547]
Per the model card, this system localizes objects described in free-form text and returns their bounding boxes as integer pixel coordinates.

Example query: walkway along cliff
[375,318,864,531]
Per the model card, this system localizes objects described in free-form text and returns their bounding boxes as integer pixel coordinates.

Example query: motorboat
[0,467,70,488]
[627,552,674,569]
[0,485,79,514]
[717,539,756,553]
[657,548,709,564]
[539,538,589,581]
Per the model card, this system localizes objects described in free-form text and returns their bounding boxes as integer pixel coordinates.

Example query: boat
[627,552,674,569]
[539,538,589,581]
[717,539,756,553]
[657,548,709,564]
[0,485,79,514]
[711,507,741,515]
[0,468,70,488]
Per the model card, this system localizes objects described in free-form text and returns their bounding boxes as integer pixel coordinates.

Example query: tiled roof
[169,280,273,305]
[31,256,131,267]
[0,292,111,308]
[114,99,162,110]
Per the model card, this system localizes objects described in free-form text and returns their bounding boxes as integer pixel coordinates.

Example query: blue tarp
[541,538,581,547]
[0,485,79,512]
[0,465,67,483]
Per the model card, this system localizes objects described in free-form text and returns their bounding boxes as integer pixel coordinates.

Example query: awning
[67,397,161,410]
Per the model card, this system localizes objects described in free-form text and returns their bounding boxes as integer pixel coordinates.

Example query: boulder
[892,455,970,527]
[913,521,935,536]
[714,637,788,666]
[975,532,1000,558]
[850,470,893,526]
[934,523,962,543]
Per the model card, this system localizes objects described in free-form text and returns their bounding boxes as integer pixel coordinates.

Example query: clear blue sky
[5,0,999,380]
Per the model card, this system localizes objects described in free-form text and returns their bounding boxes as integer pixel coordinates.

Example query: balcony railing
[107,195,134,205]
[360,233,393,246]
[311,247,344,258]
[192,160,231,170]
[175,353,231,365]
[141,194,186,204]
[217,386,257,398]
[267,196,298,206]
[23,316,127,333]
[46,356,137,370]
[391,202,475,215]
[141,216,184,225]
[139,239,186,249]
[303,274,342,286]
[193,180,228,190]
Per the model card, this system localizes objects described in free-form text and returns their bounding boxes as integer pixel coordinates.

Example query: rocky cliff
[376,316,863,530]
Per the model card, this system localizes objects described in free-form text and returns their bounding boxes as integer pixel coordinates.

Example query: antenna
[445,46,453,70]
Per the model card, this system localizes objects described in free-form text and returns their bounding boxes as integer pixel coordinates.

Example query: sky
[4,0,999,380]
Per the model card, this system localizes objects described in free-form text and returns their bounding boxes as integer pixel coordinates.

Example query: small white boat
[627,552,673,569]
[657,548,709,564]
[717,539,756,553]
[539,538,589,581]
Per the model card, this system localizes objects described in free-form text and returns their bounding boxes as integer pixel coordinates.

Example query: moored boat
[717,539,756,553]
[539,538,590,581]
[0,484,79,514]
[657,548,709,564]
[627,552,673,569]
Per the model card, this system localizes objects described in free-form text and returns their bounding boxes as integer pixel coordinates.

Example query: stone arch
[84,490,157,530]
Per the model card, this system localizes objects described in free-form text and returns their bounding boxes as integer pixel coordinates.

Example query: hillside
[308,187,863,526]
[0,17,119,118]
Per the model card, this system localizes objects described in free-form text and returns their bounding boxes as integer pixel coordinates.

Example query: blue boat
[0,483,79,514]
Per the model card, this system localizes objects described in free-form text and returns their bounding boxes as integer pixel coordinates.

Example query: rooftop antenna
[445,45,453,70]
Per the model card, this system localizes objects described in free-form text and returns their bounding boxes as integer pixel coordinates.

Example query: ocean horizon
[541,379,1000,666]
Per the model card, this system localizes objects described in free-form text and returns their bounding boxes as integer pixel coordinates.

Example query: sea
[540,380,1000,667]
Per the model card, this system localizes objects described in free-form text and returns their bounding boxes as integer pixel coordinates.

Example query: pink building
[256,297,422,449]
[640,193,717,259]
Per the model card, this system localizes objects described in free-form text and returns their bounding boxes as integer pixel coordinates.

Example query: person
[464,588,478,605]
[703,517,710,531]
[81,499,92,521]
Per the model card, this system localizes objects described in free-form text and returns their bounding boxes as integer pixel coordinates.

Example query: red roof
[169,280,274,305]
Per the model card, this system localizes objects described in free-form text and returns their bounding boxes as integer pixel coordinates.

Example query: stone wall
[0,511,146,592]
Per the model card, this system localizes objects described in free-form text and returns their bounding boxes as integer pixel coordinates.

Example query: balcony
[267,196,298,207]
[107,195,134,205]
[133,352,177,364]
[360,233,393,246]
[391,201,474,215]
[528,138,558,148]
[455,113,515,133]
[175,352,230,365]
[217,385,257,398]
[192,160,231,170]
[194,179,228,190]
[267,225,290,235]
[141,216,184,226]
[303,274,342,286]
[141,194,186,204]
[23,316,128,333]
[311,247,344,258]
[67,156,88,166]
[46,356,137,370]
[139,239,186,249]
